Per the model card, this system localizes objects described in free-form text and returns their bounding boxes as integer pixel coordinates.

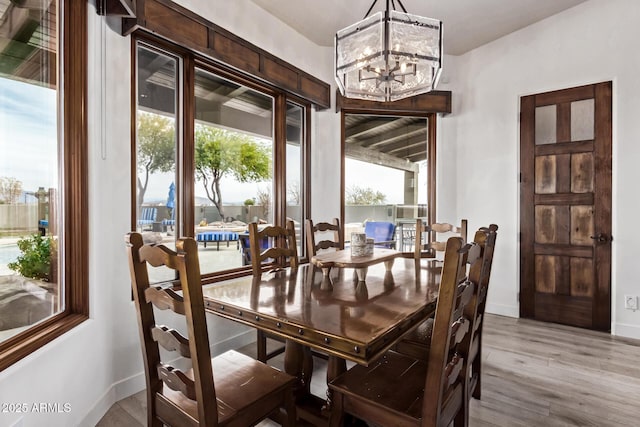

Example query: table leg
[284,340,313,396]
[354,267,368,282]
[384,259,395,271]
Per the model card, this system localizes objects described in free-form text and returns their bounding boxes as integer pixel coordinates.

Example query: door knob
[589,233,612,244]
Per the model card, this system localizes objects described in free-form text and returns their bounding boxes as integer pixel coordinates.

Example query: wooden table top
[310,248,401,269]
[202,259,441,365]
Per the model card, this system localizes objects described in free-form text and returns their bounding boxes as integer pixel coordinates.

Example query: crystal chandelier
[334,0,443,102]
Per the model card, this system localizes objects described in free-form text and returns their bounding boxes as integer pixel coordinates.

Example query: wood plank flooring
[96,314,640,426]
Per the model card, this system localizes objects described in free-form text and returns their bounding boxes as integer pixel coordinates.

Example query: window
[135,43,179,283]
[193,67,275,275]
[342,112,436,251]
[285,101,307,256]
[134,38,310,280]
[0,0,88,370]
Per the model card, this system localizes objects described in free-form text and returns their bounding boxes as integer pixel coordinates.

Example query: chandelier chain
[363,0,408,20]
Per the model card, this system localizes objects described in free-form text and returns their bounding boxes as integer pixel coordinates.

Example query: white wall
[0,2,338,427]
[441,0,640,337]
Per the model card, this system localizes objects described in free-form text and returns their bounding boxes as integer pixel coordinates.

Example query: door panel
[520,81,612,331]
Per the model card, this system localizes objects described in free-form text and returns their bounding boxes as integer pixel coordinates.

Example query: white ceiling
[250,0,588,55]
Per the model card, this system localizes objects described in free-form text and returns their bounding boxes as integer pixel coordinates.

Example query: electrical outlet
[624,295,638,311]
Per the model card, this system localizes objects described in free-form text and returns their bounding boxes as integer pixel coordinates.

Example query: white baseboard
[210,329,256,356]
[485,302,519,318]
[78,329,255,427]
[612,322,640,340]
[79,381,120,427]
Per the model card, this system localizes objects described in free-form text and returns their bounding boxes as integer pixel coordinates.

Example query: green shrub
[8,234,54,282]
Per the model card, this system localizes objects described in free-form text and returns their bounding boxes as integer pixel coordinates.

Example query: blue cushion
[138,207,158,225]
[196,231,239,242]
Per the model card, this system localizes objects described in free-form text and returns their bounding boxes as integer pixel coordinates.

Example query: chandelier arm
[396,0,408,13]
[362,0,379,19]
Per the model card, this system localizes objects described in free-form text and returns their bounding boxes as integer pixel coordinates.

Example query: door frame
[519,81,612,331]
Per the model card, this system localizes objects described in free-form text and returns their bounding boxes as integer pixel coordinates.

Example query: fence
[0,204,39,234]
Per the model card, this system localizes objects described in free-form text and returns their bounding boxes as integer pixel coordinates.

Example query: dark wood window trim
[336,91,452,115]
[0,0,89,372]
[132,34,312,283]
[122,0,330,109]
[338,91,451,227]
[340,109,439,229]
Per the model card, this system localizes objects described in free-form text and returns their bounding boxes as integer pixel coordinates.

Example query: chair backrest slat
[151,326,191,358]
[158,364,197,400]
[306,218,343,257]
[414,218,468,259]
[145,286,186,314]
[444,353,464,388]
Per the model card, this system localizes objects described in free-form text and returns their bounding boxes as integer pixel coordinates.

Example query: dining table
[202,255,442,425]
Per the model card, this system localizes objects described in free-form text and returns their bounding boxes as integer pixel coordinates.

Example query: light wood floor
[97,314,640,426]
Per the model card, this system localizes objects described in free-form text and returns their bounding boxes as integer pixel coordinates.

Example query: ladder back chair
[328,237,483,427]
[249,221,299,363]
[126,232,296,427]
[414,218,468,259]
[305,218,344,256]
[394,226,497,357]
[393,225,499,425]
[465,224,498,401]
[249,220,298,280]
[395,219,471,361]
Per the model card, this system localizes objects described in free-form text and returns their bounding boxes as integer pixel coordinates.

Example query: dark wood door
[520,82,612,331]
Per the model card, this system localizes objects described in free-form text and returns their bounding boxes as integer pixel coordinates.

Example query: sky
[143,150,424,207]
[0,75,425,207]
[0,77,58,196]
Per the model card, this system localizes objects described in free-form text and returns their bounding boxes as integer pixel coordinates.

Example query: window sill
[0,313,88,372]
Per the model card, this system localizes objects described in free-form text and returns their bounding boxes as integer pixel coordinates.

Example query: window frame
[340,109,437,229]
[132,34,312,283]
[0,0,89,372]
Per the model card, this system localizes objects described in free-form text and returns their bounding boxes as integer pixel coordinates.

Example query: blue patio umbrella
[166,182,176,212]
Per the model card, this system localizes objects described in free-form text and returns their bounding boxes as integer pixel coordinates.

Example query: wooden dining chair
[414,218,468,259]
[402,218,469,340]
[249,220,298,280]
[249,220,299,363]
[328,236,482,427]
[305,218,344,256]
[466,224,498,401]
[125,232,296,427]
[394,225,497,357]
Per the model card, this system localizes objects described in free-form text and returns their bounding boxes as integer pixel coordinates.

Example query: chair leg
[257,330,267,362]
[472,361,482,399]
[283,389,297,427]
[149,413,162,427]
[454,405,466,427]
[329,392,345,427]
[472,334,483,400]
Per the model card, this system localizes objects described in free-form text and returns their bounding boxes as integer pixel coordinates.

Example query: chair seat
[160,350,296,426]
[329,350,460,425]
